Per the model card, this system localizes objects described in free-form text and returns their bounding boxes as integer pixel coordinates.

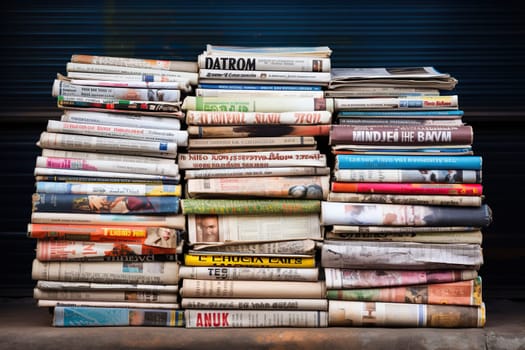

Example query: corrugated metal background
[1,0,524,297]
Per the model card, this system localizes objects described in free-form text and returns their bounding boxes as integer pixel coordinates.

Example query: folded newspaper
[329,67,458,90]
[204,44,332,57]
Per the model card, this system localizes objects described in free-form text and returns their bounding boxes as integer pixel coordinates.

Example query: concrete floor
[0,297,523,350]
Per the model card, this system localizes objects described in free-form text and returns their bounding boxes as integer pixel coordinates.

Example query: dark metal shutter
[1,0,524,297]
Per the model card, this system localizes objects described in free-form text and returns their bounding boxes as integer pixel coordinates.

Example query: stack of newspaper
[28,54,198,327]
[320,67,493,327]
[178,45,335,328]
[25,52,495,330]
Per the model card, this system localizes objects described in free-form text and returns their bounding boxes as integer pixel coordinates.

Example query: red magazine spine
[330,182,483,196]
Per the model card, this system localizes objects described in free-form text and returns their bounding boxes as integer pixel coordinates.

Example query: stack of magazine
[28,54,198,327]
[26,52,494,330]
[177,45,334,328]
[320,67,492,327]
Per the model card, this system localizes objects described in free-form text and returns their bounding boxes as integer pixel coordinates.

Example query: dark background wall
[1,0,524,299]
